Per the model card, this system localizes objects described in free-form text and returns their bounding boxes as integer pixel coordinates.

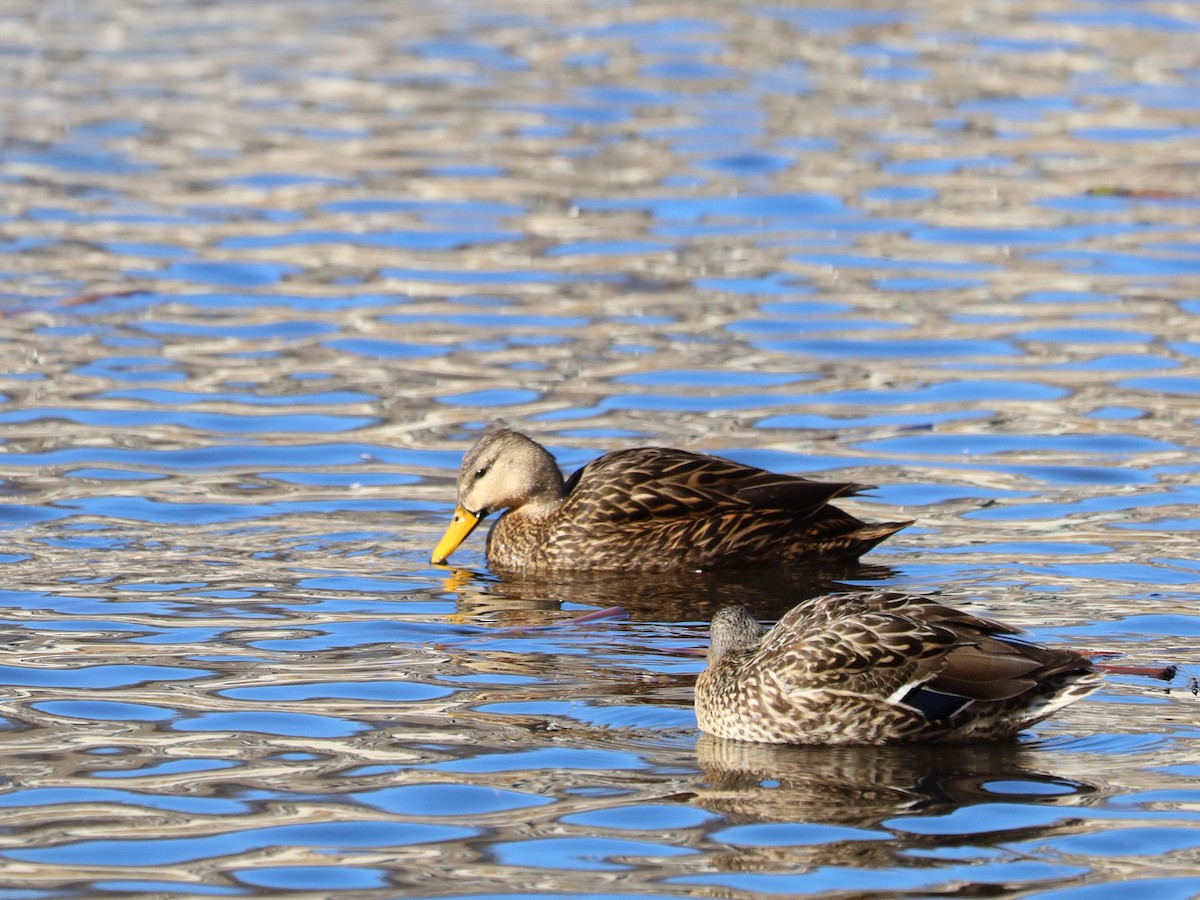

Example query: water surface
[2,0,1199,896]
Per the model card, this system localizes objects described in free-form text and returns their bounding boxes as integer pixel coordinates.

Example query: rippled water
[2,0,1200,895]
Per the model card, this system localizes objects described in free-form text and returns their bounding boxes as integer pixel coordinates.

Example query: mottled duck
[695,592,1100,745]
[430,428,910,573]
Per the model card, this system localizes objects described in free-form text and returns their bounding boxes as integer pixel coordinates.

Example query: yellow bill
[431,505,481,564]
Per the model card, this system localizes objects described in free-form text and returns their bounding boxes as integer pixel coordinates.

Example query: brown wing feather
[564,447,867,523]
[867,592,1094,704]
[770,607,955,691]
[755,591,1093,705]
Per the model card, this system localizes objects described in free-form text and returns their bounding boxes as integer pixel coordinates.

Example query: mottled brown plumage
[695,592,1100,745]
[430,428,910,573]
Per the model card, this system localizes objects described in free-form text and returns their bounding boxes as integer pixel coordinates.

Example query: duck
[430,428,910,573]
[695,592,1100,745]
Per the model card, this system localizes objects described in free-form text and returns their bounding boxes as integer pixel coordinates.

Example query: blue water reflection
[7,822,478,866]
[2,0,1199,895]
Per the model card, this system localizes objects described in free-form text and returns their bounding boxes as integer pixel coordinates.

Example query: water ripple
[2,0,1199,895]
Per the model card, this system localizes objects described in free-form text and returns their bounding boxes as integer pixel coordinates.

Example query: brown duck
[695,592,1100,745]
[430,428,910,573]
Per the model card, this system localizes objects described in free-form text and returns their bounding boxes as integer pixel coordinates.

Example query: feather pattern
[432,428,910,573]
[695,592,1101,745]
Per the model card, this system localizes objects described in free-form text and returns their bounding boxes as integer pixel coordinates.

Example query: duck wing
[874,592,1093,699]
[764,596,956,688]
[762,592,1086,712]
[562,447,868,524]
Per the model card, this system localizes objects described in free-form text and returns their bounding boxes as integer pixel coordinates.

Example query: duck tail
[793,513,913,561]
[850,519,914,554]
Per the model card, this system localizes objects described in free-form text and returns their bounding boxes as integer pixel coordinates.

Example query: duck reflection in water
[696,592,1101,746]
[431,428,911,574]
[437,561,901,625]
[694,734,1097,826]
